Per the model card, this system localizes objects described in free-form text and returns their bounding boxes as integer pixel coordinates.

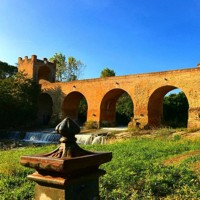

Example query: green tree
[163,92,189,128]
[49,53,66,81]
[66,57,84,81]
[100,68,115,78]
[116,93,134,125]
[78,98,88,125]
[49,53,84,82]
[0,61,18,79]
[0,72,41,129]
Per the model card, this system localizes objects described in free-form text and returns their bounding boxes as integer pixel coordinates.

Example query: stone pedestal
[29,170,105,200]
[20,117,112,200]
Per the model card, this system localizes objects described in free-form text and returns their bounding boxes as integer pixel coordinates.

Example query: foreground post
[20,117,112,200]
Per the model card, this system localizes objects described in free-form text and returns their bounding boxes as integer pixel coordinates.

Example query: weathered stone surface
[33,170,103,200]
[20,117,112,200]
[20,152,112,175]
[18,55,200,129]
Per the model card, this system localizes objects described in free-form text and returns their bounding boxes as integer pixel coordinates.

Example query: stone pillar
[20,117,112,200]
[29,170,104,200]
[188,107,200,129]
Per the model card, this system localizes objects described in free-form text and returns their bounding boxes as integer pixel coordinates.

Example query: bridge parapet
[19,55,200,129]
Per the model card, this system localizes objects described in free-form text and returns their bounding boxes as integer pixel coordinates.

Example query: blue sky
[1,0,200,79]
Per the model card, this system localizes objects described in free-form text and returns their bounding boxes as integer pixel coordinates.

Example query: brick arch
[37,93,53,125]
[62,91,88,124]
[19,55,200,129]
[100,88,134,126]
[148,85,189,127]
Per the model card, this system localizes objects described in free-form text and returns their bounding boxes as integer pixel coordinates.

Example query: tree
[66,57,84,81]
[0,72,41,129]
[78,98,88,125]
[49,53,66,81]
[116,93,133,125]
[49,53,85,82]
[0,61,18,79]
[163,92,189,128]
[100,68,115,78]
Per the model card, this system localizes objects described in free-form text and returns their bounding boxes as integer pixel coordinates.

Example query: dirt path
[163,149,200,165]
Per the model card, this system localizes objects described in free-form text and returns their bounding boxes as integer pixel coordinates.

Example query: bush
[0,72,41,129]
[128,121,140,132]
[84,120,99,129]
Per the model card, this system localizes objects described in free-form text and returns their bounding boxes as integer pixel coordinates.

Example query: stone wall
[18,55,200,128]
[41,67,200,128]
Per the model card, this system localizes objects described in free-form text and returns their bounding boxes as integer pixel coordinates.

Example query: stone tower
[18,55,56,83]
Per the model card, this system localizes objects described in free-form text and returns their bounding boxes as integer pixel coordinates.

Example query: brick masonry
[18,55,200,128]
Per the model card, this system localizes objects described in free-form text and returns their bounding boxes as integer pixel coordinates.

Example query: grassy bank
[0,135,200,199]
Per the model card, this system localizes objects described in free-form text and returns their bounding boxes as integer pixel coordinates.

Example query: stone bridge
[18,55,200,129]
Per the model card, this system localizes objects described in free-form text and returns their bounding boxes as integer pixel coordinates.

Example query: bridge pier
[188,107,200,129]
[18,55,200,130]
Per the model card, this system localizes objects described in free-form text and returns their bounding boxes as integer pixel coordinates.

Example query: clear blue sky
[1,0,200,79]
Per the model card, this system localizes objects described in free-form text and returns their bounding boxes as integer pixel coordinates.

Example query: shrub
[173,134,182,141]
[84,120,98,129]
[127,121,140,132]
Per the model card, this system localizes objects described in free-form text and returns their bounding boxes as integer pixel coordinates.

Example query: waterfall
[23,132,61,143]
[22,132,107,145]
[0,129,108,145]
[76,134,95,145]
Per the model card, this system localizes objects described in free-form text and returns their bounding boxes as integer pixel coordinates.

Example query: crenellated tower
[18,55,56,83]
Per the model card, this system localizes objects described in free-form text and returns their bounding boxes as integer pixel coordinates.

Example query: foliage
[0,136,200,199]
[84,120,99,129]
[116,93,133,125]
[163,92,189,128]
[116,91,188,128]
[0,145,56,200]
[90,138,200,199]
[49,53,84,82]
[78,98,88,125]
[66,56,84,81]
[0,61,18,79]
[100,67,115,78]
[0,72,41,129]
[128,121,140,132]
[49,53,67,81]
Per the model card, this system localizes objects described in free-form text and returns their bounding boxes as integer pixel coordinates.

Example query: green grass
[0,137,200,200]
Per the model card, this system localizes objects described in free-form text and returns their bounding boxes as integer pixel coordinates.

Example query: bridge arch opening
[62,92,88,125]
[37,93,53,125]
[148,86,189,128]
[100,89,134,127]
[38,66,51,82]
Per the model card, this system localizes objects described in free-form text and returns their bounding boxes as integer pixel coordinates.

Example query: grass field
[0,132,200,200]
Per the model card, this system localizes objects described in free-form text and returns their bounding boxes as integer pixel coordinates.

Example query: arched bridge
[19,55,200,129]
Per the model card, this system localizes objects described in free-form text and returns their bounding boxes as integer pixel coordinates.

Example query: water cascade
[23,131,61,144]
[0,130,108,145]
[23,132,107,144]
[75,134,95,145]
